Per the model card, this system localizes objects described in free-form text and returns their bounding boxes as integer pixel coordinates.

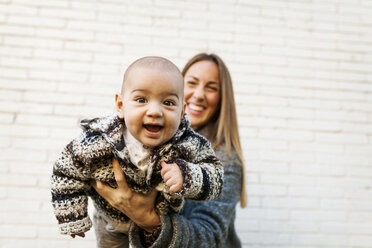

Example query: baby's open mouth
[144,124,162,132]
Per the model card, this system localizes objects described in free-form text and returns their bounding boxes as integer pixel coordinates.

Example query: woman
[93,53,247,247]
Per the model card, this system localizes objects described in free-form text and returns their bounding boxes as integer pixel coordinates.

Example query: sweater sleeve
[173,135,224,201]
[129,153,242,248]
[51,131,97,235]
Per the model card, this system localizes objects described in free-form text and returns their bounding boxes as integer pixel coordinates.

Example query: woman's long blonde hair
[182,53,247,208]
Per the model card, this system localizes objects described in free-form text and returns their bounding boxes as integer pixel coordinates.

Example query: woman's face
[184,60,221,129]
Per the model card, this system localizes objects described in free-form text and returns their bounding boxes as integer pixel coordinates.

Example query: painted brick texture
[0,0,371,247]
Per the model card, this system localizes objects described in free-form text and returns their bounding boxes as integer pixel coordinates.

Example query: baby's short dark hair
[121,56,183,95]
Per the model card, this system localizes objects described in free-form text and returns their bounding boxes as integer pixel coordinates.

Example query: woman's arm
[129,153,242,248]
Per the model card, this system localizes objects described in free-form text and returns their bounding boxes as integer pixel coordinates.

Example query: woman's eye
[187,81,197,86]
[164,100,175,106]
[136,97,147,103]
[207,86,218,92]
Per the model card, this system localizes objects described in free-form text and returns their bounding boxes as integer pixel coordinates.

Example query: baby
[51,56,223,246]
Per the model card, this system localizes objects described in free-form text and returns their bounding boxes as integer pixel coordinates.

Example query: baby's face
[117,67,184,147]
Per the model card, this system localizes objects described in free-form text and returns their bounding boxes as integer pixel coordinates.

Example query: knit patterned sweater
[51,114,223,235]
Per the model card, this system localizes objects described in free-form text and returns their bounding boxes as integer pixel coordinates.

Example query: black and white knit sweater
[51,114,223,235]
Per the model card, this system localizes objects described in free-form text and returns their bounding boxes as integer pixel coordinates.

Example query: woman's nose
[146,103,163,117]
[192,85,205,101]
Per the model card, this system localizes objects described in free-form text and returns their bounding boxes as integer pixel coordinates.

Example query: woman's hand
[91,158,161,232]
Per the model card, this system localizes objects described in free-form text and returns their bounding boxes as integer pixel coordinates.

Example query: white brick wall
[1,0,371,247]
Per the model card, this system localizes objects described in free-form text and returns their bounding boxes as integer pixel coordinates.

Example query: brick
[261,107,314,119]
[288,120,342,131]
[29,69,89,82]
[344,144,372,155]
[12,0,70,7]
[49,127,79,139]
[259,232,291,245]
[315,89,369,101]
[289,142,343,153]
[349,212,372,222]
[0,113,14,124]
[325,154,370,167]
[235,219,260,231]
[316,110,368,122]
[12,137,65,151]
[1,4,38,15]
[35,27,94,41]
[288,97,340,110]
[346,166,372,178]
[291,210,347,221]
[0,224,37,238]
[292,233,349,246]
[0,89,22,101]
[317,176,371,189]
[343,123,372,134]
[8,15,65,28]
[0,136,10,147]
[6,187,49,200]
[15,114,77,127]
[0,148,47,162]
[259,128,313,141]
[4,36,63,49]
[54,105,112,118]
[62,61,118,74]
[261,174,317,186]
[39,8,95,20]
[23,92,84,105]
[0,67,28,79]
[315,132,368,144]
[67,20,122,32]
[351,235,372,247]
[245,208,289,220]
[33,48,92,62]
[7,124,49,138]
[0,46,33,57]
[8,161,46,175]
[65,41,122,53]
[247,184,287,196]
[247,161,289,173]
[0,199,40,211]
[0,79,58,91]
[0,24,35,36]
[288,185,344,198]
[56,81,115,95]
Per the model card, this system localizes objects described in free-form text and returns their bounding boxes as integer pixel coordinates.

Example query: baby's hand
[70,233,85,238]
[160,161,183,193]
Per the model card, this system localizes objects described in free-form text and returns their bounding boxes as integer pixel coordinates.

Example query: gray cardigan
[129,149,243,248]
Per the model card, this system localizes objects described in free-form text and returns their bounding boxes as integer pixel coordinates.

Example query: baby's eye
[164,100,175,106]
[135,97,147,103]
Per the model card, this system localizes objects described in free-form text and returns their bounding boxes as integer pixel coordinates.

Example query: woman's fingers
[112,158,130,192]
[91,180,114,200]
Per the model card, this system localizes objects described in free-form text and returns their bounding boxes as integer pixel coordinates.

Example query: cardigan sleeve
[129,152,242,248]
[51,131,98,235]
[172,135,224,201]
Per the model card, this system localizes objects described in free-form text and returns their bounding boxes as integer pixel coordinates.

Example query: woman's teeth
[188,103,204,111]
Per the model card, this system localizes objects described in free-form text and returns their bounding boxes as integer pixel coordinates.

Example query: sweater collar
[80,113,191,152]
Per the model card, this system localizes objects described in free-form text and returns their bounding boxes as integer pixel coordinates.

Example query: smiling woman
[183,59,221,130]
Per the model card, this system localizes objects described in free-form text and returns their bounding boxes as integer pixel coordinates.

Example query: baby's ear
[115,93,124,118]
